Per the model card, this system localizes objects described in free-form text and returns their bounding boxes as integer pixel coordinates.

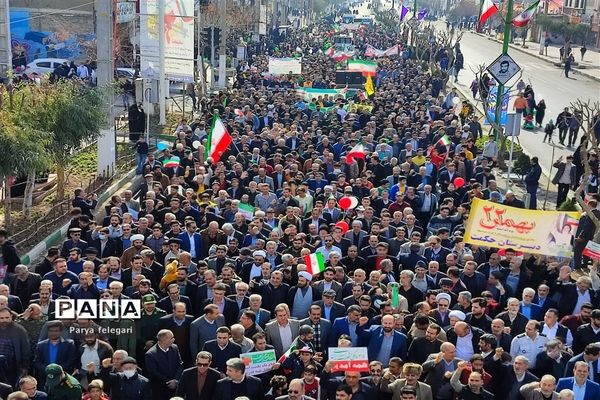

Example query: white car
[23,58,69,75]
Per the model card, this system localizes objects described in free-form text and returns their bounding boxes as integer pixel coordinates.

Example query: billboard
[140,0,195,82]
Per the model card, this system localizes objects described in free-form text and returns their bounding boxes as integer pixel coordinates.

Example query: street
[454,30,600,175]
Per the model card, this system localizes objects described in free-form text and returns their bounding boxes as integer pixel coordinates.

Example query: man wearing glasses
[275,378,315,400]
[177,351,221,400]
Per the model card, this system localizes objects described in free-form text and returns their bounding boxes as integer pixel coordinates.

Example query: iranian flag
[512,0,540,28]
[304,252,326,275]
[346,142,368,164]
[204,115,232,163]
[239,203,255,221]
[347,60,377,76]
[437,134,452,146]
[478,0,499,30]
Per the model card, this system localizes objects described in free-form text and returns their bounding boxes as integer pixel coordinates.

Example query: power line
[2,1,96,27]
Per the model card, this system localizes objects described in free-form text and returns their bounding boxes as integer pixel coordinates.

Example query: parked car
[23,58,69,75]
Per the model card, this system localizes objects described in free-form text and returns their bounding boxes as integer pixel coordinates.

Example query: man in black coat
[0,229,20,277]
[144,329,184,400]
[202,326,242,374]
[214,357,264,400]
[176,351,221,400]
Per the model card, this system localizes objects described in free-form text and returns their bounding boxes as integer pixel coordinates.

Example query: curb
[450,82,554,180]
[20,166,140,266]
[474,32,600,83]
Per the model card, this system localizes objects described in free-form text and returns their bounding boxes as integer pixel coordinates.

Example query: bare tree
[572,100,600,242]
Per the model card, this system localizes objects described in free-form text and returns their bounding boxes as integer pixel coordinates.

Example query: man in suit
[299,304,332,355]
[534,284,559,315]
[158,302,195,366]
[275,378,315,400]
[253,168,275,191]
[265,303,301,358]
[489,350,538,400]
[344,221,368,249]
[214,357,264,400]
[573,309,600,355]
[330,305,362,347]
[157,283,193,316]
[239,294,271,329]
[34,320,77,387]
[178,220,203,262]
[145,329,184,400]
[557,361,600,400]
[313,289,346,324]
[312,268,343,301]
[202,326,242,373]
[380,362,433,400]
[190,304,226,358]
[10,265,42,306]
[564,344,600,382]
[357,314,408,362]
[176,350,221,400]
[521,288,544,321]
[90,227,119,259]
[201,283,239,326]
[422,342,463,400]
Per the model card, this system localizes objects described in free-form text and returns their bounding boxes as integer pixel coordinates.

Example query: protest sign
[328,347,369,372]
[240,349,276,376]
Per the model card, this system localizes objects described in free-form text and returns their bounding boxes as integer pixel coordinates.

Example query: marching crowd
[1,2,600,400]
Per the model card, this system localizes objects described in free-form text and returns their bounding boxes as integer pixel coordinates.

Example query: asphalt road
[448,30,600,175]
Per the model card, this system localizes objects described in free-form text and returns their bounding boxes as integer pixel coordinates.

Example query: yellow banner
[464,198,581,257]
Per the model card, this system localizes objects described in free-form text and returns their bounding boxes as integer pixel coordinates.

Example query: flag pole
[493,0,514,140]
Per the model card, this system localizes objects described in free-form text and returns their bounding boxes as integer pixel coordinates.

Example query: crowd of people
[1,1,600,400]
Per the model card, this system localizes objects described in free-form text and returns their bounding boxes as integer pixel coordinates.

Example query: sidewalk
[475,32,600,83]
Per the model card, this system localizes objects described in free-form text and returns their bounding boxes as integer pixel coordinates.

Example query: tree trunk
[56,164,66,201]
[4,176,11,228]
[22,171,36,217]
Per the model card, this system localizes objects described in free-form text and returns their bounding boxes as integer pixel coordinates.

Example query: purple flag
[417,8,428,21]
[399,5,409,21]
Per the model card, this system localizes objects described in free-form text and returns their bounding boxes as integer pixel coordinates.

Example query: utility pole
[211,26,216,89]
[538,0,549,55]
[95,0,116,175]
[493,0,514,138]
[158,0,166,125]
[217,0,228,88]
[0,0,12,81]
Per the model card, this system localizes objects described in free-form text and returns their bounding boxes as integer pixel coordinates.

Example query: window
[36,62,51,68]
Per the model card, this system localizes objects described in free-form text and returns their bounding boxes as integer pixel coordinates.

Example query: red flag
[478,0,499,30]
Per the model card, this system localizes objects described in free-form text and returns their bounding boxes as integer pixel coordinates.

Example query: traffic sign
[487,53,521,85]
[406,17,419,30]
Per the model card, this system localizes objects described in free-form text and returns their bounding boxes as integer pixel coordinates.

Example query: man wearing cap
[89,356,152,400]
[44,363,82,400]
[136,293,166,362]
[60,228,88,259]
[289,271,319,320]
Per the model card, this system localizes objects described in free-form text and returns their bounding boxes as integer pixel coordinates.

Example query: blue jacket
[331,317,357,346]
[178,232,203,260]
[557,378,600,400]
[356,324,407,361]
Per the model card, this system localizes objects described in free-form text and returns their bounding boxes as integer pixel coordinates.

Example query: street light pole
[493,0,514,138]
[158,0,166,125]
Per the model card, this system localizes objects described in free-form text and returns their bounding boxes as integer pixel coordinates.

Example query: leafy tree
[25,81,106,201]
